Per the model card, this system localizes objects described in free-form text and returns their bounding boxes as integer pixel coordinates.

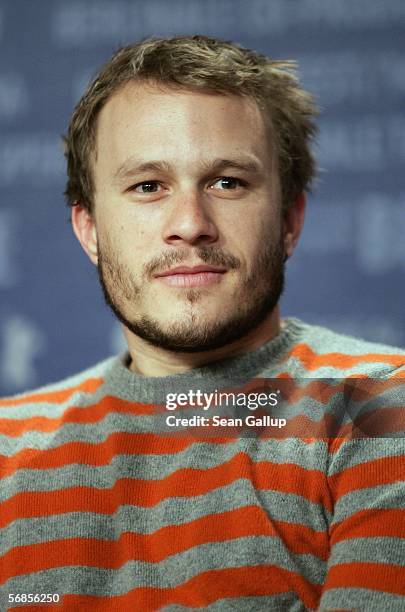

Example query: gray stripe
[4,387,402,453]
[1,456,331,530]
[333,483,405,523]
[1,594,305,612]
[327,438,405,475]
[0,484,330,555]
[2,406,403,465]
[328,537,405,567]
[0,384,109,419]
[279,358,398,378]
[3,376,400,420]
[319,587,405,612]
[3,387,398,429]
[0,433,328,470]
[0,412,167,454]
[163,594,306,611]
[1,537,325,594]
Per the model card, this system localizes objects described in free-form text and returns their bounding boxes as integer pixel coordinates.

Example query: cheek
[224,209,274,255]
[103,218,148,256]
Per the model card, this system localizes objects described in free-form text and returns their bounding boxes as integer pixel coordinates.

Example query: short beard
[97,239,285,353]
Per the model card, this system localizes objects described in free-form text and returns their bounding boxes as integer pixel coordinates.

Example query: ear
[283,192,306,259]
[71,203,98,265]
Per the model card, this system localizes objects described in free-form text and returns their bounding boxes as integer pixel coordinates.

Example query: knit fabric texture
[0,318,404,611]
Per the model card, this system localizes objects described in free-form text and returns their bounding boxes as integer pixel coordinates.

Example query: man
[0,35,404,611]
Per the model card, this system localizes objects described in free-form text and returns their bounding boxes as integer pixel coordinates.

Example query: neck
[122,307,281,377]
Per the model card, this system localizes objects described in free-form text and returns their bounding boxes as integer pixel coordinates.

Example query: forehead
[94,81,273,172]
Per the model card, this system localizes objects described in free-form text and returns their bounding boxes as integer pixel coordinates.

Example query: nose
[162,189,219,246]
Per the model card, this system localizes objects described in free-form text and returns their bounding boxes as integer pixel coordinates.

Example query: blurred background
[0,0,404,395]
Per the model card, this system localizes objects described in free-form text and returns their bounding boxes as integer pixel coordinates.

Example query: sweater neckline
[104,317,304,403]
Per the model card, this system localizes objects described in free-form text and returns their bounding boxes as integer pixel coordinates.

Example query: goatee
[97,238,285,353]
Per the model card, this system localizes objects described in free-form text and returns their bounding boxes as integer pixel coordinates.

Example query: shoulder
[0,354,121,409]
[0,355,127,473]
[282,318,405,377]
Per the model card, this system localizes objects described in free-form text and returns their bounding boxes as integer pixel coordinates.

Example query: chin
[159,297,225,317]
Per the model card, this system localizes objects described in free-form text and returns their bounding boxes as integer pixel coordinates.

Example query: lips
[155,265,227,288]
[156,265,227,277]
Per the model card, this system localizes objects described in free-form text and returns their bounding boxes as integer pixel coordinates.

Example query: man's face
[91,81,285,352]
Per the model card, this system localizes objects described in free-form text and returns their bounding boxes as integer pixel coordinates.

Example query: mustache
[144,247,241,277]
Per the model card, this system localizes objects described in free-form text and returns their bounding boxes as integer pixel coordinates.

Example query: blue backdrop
[0,0,404,395]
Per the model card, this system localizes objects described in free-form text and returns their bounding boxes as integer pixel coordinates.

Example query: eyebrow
[113,156,263,183]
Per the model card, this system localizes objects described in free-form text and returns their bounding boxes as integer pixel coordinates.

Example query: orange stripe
[0,379,339,435]
[0,430,327,480]
[347,406,405,438]
[0,505,329,584]
[0,409,369,440]
[331,508,405,542]
[0,432,235,478]
[2,375,401,437]
[324,561,405,595]
[1,403,402,440]
[0,411,347,441]
[0,453,332,528]
[0,378,104,408]
[0,396,160,436]
[12,565,321,611]
[282,343,404,370]
[240,413,353,440]
[273,374,404,404]
[328,454,405,499]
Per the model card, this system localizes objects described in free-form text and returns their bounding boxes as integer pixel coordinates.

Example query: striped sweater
[0,317,404,611]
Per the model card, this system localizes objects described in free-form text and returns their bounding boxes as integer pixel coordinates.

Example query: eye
[210,177,246,190]
[131,181,162,193]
